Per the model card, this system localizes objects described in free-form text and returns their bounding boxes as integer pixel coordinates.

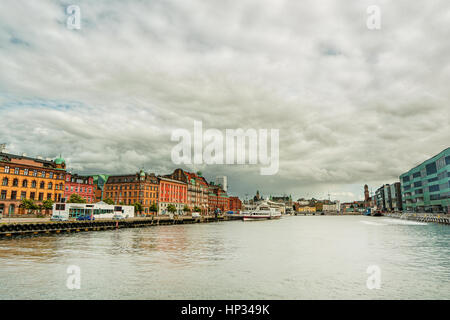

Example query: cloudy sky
[0,0,449,202]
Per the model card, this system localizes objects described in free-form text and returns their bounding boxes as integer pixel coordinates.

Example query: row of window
[66,186,93,194]
[2,178,64,190]
[3,166,64,179]
[105,191,157,198]
[0,190,62,201]
[106,185,158,191]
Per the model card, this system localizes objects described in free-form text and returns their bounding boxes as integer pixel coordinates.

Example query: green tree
[67,193,86,203]
[193,206,201,213]
[167,204,177,214]
[149,203,158,214]
[196,171,202,176]
[42,199,54,210]
[104,198,114,205]
[134,202,143,214]
[20,199,39,214]
[183,205,191,214]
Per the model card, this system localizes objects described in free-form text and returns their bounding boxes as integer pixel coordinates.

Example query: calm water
[0,216,449,300]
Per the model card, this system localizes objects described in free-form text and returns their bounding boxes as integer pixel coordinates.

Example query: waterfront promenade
[0,215,242,238]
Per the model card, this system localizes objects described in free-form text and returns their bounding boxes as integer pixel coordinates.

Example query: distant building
[208,184,229,213]
[215,176,227,192]
[228,196,242,213]
[323,201,340,212]
[64,173,96,203]
[400,147,450,213]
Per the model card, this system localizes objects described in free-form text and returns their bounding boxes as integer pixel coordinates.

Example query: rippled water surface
[0,216,449,299]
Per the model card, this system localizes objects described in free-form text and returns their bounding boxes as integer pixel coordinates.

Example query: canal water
[0,216,449,299]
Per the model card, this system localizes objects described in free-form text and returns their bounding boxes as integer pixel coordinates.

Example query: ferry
[241,204,282,221]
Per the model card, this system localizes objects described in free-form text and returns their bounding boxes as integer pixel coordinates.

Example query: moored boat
[241,204,282,221]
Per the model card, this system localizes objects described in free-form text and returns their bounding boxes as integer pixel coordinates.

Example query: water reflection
[0,216,449,299]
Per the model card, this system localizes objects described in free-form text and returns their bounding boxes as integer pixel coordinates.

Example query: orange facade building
[104,170,159,214]
[0,152,66,215]
[158,176,187,215]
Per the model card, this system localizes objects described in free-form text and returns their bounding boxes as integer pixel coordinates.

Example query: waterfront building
[215,176,227,192]
[104,170,159,214]
[295,205,316,213]
[165,169,209,215]
[270,194,293,210]
[363,184,375,208]
[400,147,450,213]
[228,196,242,213]
[64,173,96,203]
[52,201,134,219]
[323,201,340,212]
[0,152,66,215]
[390,182,403,211]
[208,184,229,213]
[158,176,187,215]
[375,185,387,211]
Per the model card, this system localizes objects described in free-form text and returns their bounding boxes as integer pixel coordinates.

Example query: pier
[385,212,450,225]
[0,215,242,239]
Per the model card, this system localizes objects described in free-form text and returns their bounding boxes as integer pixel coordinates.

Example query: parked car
[192,212,200,218]
[76,215,95,221]
[51,215,69,221]
[112,214,125,220]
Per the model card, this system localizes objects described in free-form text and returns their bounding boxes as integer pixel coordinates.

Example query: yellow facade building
[0,152,66,215]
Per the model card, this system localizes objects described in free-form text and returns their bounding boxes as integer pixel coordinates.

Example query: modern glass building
[400,147,450,213]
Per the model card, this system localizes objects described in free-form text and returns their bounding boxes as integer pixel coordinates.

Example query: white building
[52,201,135,219]
[215,176,227,192]
[323,201,340,212]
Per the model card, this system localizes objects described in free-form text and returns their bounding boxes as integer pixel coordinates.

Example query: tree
[134,202,143,215]
[196,171,202,176]
[183,205,191,215]
[167,204,177,214]
[67,193,86,204]
[42,199,54,210]
[20,199,39,214]
[193,206,201,213]
[149,203,158,214]
[104,198,114,205]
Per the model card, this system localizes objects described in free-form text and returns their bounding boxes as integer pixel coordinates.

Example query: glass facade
[400,147,450,213]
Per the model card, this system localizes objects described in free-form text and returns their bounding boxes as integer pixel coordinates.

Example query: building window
[31,180,36,188]
[49,172,53,179]
[33,170,37,177]
[14,168,19,174]
[40,181,45,189]
[429,185,440,192]
[1,190,6,200]
[41,171,46,178]
[24,169,29,176]
[12,179,18,187]
[20,191,26,200]
[47,193,52,200]
[30,192,35,200]
[38,193,44,201]
[426,162,437,175]
[22,180,28,188]
[48,182,53,190]
[2,178,8,186]
[11,191,17,200]
[4,166,9,173]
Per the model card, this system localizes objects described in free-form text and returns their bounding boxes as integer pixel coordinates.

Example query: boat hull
[242,214,281,221]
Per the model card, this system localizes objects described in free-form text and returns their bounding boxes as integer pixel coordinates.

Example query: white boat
[241,204,282,221]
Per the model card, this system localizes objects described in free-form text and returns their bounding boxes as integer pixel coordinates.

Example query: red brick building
[228,196,242,213]
[208,184,229,214]
[64,173,96,203]
[165,168,209,215]
[158,176,187,215]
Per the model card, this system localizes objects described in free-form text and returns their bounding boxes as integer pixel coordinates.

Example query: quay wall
[0,215,242,239]
[385,212,450,225]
